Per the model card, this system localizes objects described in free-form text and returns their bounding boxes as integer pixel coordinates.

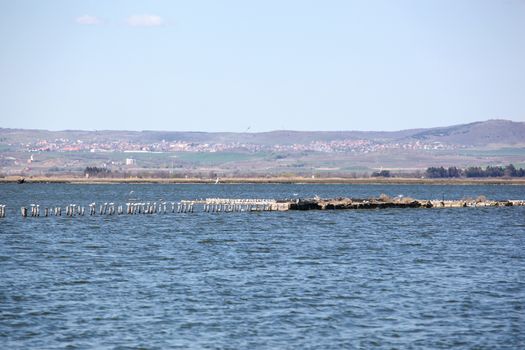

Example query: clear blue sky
[0,0,524,132]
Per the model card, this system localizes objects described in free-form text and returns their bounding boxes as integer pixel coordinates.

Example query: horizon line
[0,119,520,134]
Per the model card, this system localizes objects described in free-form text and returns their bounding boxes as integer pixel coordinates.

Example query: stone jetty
[286,197,524,210]
[1,197,524,219]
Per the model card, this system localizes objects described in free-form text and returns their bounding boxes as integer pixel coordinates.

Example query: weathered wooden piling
[29,204,40,217]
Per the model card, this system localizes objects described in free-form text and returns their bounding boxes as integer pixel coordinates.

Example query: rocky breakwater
[286,196,525,211]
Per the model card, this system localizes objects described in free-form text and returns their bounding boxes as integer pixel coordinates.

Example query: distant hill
[1,119,524,147]
[405,120,525,146]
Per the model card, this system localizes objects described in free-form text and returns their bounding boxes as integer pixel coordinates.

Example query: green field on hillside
[171,152,269,165]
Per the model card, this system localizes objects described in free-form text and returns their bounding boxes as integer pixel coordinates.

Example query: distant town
[22,137,455,154]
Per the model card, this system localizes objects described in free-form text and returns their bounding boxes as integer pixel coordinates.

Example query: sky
[0,0,524,132]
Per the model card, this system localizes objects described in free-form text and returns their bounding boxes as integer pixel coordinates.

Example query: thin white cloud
[126,14,163,27]
[75,15,101,25]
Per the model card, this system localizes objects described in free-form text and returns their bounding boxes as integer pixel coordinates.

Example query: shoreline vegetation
[1,176,525,185]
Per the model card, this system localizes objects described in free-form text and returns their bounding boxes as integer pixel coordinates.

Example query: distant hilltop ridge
[1,119,524,147]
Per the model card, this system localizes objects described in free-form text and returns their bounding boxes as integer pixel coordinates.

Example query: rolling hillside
[1,119,524,146]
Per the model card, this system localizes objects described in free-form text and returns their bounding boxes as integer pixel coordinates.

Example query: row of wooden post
[203,203,272,212]
[17,201,196,217]
[123,202,194,214]
[17,205,76,217]
[4,199,277,218]
[204,198,276,212]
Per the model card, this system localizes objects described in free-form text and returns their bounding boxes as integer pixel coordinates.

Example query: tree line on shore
[425,164,525,178]
[74,164,524,179]
[84,166,111,177]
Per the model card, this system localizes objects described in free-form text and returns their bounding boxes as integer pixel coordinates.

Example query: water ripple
[1,184,524,349]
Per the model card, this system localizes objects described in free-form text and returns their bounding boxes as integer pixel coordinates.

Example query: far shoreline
[1,176,525,185]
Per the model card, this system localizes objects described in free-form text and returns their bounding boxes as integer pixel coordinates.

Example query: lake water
[1,184,524,349]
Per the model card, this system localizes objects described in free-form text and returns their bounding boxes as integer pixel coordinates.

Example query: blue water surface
[1,184,524,349]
